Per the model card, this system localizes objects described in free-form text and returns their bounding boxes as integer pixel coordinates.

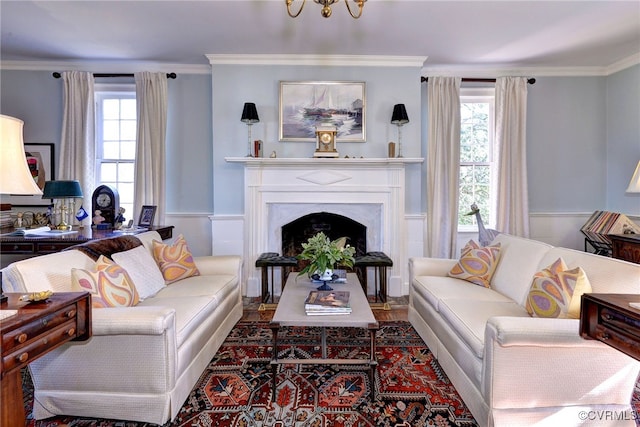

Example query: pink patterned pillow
[152,234,200,284]
[448,240,502,288]
[71,255,140,308]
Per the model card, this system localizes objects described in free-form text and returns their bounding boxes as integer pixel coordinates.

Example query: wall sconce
[42,180,83,231]
[241,102,260,157]
[391,104,409,158]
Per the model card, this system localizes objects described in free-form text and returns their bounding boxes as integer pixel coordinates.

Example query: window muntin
[95,85,136,218]
[458,88,495,230]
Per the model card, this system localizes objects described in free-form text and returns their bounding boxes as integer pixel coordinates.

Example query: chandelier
[286,0,366,19]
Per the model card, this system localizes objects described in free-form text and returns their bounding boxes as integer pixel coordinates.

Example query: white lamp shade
[626,161,640,193]
[0,115,43,195]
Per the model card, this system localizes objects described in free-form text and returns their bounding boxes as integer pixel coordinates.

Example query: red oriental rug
[23,321,640,426]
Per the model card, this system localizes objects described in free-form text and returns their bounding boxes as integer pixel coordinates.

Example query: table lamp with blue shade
[42,180,83,231]
[0,114,43,303]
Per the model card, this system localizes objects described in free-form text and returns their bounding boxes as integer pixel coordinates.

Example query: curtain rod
[421,77,535,84]
[52,72,177,79]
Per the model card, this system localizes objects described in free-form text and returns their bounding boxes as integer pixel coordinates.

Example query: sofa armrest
[194,255,242,277]
[483,316,640,409]
[91,306,176,336]
[409,257,457,279]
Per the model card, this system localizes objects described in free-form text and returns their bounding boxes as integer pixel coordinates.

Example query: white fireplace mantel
[223,157,423,298]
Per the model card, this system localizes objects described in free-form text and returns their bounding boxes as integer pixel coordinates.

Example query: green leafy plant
[297,232,356,277]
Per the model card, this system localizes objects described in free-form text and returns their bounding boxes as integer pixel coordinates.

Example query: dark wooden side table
[0,225,174,256]
[610,234,640,264]
[0,292,92,426]
[580,293,640,361]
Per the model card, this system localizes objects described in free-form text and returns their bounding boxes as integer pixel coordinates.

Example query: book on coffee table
[304,290,351,315]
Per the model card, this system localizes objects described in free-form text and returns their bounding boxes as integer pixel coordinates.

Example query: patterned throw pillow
[152,234,200,284]
[448,240,502,288]
[71,255,140,308]
[525,257,592,319]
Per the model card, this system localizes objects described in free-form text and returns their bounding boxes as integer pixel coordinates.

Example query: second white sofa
[409,234,640,427]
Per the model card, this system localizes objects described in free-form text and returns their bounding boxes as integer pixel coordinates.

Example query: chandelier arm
[286,0,306,18]
[345,0,365,19]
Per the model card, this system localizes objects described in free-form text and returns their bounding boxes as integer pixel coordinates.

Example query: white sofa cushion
[489,234,553,305]
[412,275,513,312]
[438,298,529,358]
[138,296,218,348]
[112,245,166,300]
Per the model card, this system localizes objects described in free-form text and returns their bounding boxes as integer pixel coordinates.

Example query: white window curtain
[134,72,167,226]
[426,77,461,258]
[495,76,530,237]
[59,71,95,225]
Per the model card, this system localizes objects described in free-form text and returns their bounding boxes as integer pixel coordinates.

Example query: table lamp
[391,104,409,158]
[241,102,260,157]
[42,180,83,231]
[0,114,43,303]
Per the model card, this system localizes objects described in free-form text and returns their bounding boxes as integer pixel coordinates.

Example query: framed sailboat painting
[279,81,366,142]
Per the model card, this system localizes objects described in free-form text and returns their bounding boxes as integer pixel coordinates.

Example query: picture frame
[279,81,366,142]
[4,143,55,207]
[138,205,157,227]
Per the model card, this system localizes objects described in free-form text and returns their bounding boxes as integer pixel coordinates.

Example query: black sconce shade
[391,104,409,125]
[241,102,260,124]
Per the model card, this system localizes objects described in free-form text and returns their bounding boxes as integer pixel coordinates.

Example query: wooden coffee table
[269,272,379,400]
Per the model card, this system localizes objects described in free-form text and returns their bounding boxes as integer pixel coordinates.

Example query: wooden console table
[610,234,640,264]
[0,225,173,256]
[1,292,92,426]
[580,293,640,361]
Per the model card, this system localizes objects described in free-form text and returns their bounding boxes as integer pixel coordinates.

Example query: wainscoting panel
[164,212,216,256]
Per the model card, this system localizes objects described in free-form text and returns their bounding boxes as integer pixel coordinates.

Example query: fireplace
[223,157,422,298]
[282,212,367,262]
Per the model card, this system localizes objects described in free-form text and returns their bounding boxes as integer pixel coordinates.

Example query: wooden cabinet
[580,293,640,361]
[1,292,91,426]
[610,234,640,264]
[0,225,174,256]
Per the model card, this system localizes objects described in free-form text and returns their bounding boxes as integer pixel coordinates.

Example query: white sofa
[408,234,640,427]
[2,231,243,425]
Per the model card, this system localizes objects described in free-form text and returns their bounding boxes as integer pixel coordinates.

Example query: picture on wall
[4,143,55,207]
[279,81,366,142]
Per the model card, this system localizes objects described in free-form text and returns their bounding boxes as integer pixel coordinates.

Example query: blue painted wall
[1,64,638,218]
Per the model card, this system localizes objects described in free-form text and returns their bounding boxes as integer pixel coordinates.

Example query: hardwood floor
[241,296,409,322]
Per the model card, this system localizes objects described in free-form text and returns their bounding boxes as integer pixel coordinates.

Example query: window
[458,88,496,230]
[95,85,136,217]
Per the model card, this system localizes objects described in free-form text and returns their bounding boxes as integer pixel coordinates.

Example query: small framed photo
[138,205,157,227]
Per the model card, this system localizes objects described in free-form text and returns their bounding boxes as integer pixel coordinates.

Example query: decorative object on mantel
[626,160,640,193]
[314,125,339,158]
[240,102,259,157]
[0,114,43,304]
[391,104,409,158]
[286,0,366,19]
[388,142,396,158]
[297,232,355,291]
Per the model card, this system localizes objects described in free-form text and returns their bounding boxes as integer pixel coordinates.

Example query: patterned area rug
[24,321,478,427]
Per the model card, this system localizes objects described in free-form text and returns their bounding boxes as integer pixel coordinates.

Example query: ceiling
[1,0,639,73]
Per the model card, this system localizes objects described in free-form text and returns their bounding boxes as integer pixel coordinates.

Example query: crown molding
[206,54,428,67]
[0,60,211,74]
[421,52,640,78]
[606,53,640,75]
